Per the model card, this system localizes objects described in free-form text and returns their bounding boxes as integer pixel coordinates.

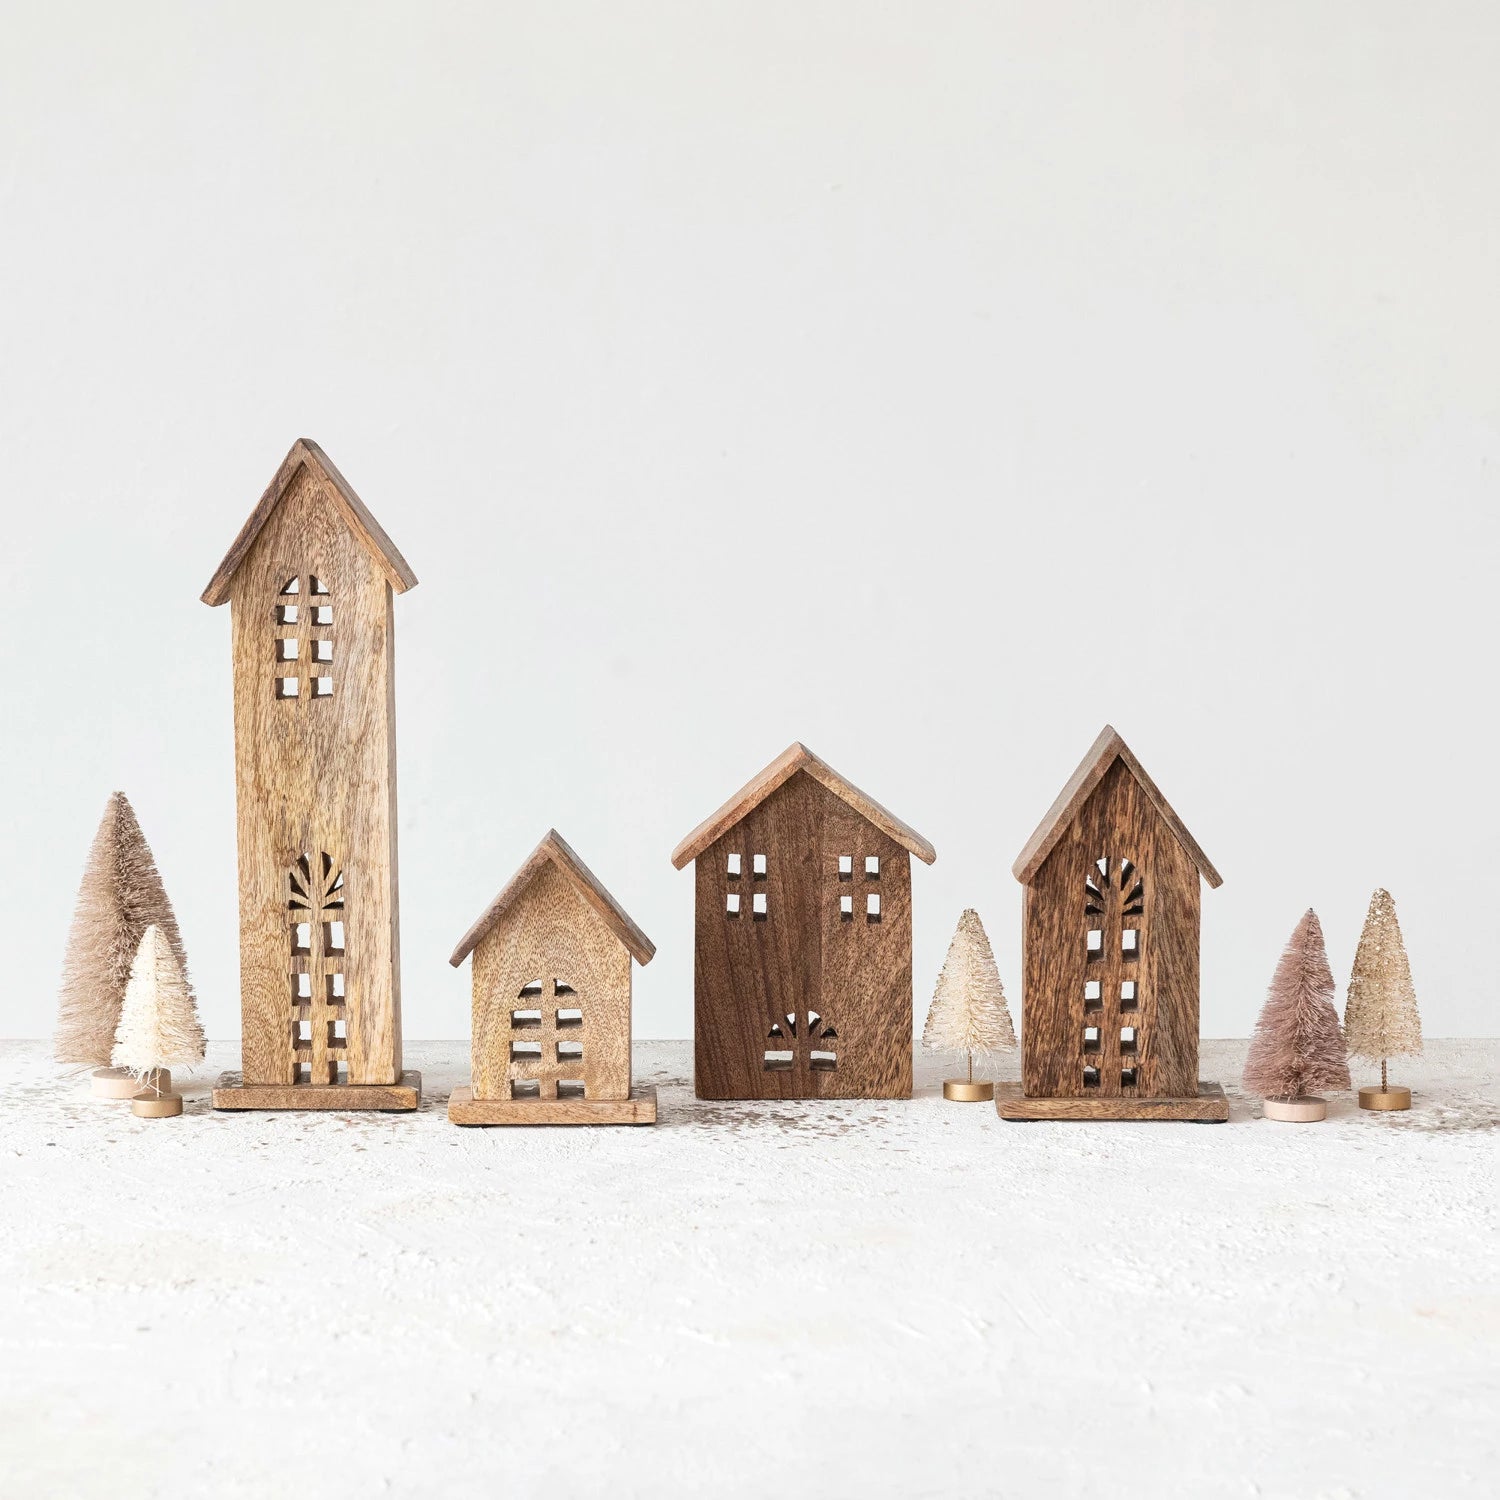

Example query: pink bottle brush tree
[1244,908,1350,1122]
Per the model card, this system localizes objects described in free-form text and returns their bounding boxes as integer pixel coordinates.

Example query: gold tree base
[943,1079,995,1102]
[1359,1085,1411,1111]
[131,1092,183,1118]
[1262,1095,1327,1122]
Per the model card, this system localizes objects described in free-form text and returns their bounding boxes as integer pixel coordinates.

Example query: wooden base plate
[1262,1094,1326,1122]
[448,1083,657,1126]
[1359,1085,1411,1111]
[943,1079,995,1102]
[995,1080,1228,1122]
[212,1070,422,1112]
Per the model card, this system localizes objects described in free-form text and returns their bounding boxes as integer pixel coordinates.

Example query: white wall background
[2,1,1495,1042]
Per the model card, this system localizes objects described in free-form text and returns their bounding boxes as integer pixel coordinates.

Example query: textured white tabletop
[2,1039,1495,1499]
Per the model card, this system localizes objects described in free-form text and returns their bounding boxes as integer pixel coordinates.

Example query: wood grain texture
[201,439,417,606]
[448,1083,657,1126]
[210,446,409,1095]
[690,770,915,1100]
[671,743,936,869]
[1020,758,1202,1102]
[994,1080,1228,1122]
[451,830,655,968]
[213,1070,421,1112]
[467,859,635,1103]
[1013,726,1221,887]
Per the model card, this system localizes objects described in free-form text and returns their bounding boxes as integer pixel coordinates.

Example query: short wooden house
[996,726,1227,1122]
[203,439,420,1111]
[672,743,936,1100]
[448,830,657,1125]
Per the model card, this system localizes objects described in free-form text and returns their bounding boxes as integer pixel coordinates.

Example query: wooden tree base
[995,1080,1228,1122]
[448,1083,657,1126]
[1358,1085,1411,1111]
[92,1067,145,1099]
[943,1079,995,1102]
[1261,1095,1326,1122]
[212,1070,422,1112]
[131,1092,183,1118]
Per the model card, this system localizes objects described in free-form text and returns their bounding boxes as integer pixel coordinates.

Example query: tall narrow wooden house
[672,743,936,1101]
[996,726,1227,1122]
[204,439,420,1111]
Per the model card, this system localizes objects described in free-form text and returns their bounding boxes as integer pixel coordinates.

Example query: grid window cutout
[1086,929,1103,955]
[1083,1065,1101,1089]
[507,978,587,1097]
[1120,1026,1138,1054]
[272,575,334,700]
[838,855,853,879]
[1122,928,1139,956]
[764,1050,794,1071]
[726,893,741,916]
[1084,980,1102,1010]
[752,854,767,877]
[1083,1025,1100,1053]
[866,893,881,921]
[1120,1066,1138,1088]
[751,892,768,919]
[865,856,880,877]
[840,894,854,919]
[727,853,741,877]
[287,851,348,1085]
[1120,981,1139,1011]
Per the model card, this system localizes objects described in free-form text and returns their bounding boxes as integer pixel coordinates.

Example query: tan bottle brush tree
[922,909,1017,1102]
[1344,889,1422,1111]
[112,925,206,1118]
[1244,908,1350,1122]
[56,792,196,1098]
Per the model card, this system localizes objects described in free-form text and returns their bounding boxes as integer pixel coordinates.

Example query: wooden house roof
[670,742,938,869]
[1013,725,1222,888]
[450,829,656,968]
[201,438,419,606]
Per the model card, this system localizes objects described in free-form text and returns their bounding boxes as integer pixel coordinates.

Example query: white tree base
[1262,1095,1327,1122]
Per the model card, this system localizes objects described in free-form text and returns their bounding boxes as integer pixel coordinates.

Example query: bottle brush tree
[112,924,205,1088]
[1244,908,1350,1110]
[56,791,195,1075]
[923,909,1017,1097]
[1344,888,1422,1103]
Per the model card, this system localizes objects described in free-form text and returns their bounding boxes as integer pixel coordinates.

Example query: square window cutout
[865,856,879,877]
[314,676,333,697]
[1120,981,1138,1010]
[752,854,767,877]
[752,892,768,918]
[726,893,741,915]
[840,895,853,919]
[1084,979,1102,1009]
[1086,929,1103,954]
[727,853,741,877]
[866,893,881,921]
[1122,929,1138,955]
[278,638,299,661]
[838,855,853,879]
[275,677,300,699]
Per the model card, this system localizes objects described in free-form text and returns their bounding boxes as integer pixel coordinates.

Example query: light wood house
[204,439,420,1111]
[996,726,1227,1122]
[672,743,936,1101]
[448,830,657,1125]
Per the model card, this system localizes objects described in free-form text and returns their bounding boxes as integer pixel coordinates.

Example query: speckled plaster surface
[1,1039,1495,1499]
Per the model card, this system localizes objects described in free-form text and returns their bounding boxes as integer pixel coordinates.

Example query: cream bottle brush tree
[56,791,195,1098]
[922,909,1017,1102]
[112,924,205,1118]
[1244,908,1351,1122]
[1344,888,1422,1111]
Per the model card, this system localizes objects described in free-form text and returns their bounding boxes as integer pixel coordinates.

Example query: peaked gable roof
[1013,725,1222,888]
[671,742,937,869]
[201,438,419,606]
[450,829,656,969]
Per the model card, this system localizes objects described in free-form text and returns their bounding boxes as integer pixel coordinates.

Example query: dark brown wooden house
[671,743,936,1100]
[996,726,1228,1122]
